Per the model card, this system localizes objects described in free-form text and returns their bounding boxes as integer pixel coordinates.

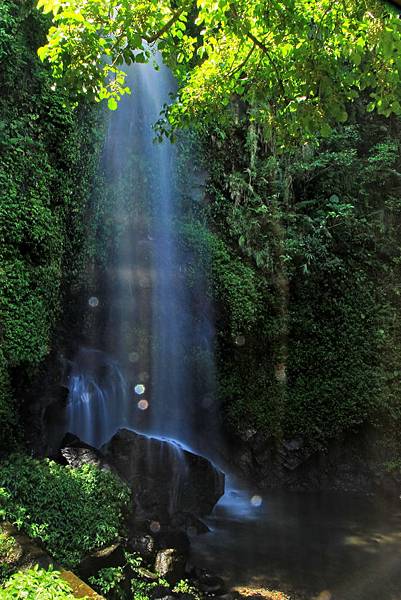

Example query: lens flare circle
[88,296,99,308]
[150,520,161,533]
[250,494,263,507]
[128,352,139,363]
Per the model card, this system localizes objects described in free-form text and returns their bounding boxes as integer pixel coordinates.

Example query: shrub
[0,455,130,568]
[0,566,79,600]
[89,552,170,600]
[89,566,125,599]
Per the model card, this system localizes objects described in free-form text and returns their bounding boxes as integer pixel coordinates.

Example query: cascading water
[65,58,215,457]
[65,348,129,447]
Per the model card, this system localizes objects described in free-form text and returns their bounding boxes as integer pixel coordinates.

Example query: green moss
[180,221,263,337]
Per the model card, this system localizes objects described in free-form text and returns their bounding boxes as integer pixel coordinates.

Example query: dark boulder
[101,429,224,520]
[156,530,190,555]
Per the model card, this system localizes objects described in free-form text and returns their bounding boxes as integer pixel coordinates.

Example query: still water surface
[191,487,401,600]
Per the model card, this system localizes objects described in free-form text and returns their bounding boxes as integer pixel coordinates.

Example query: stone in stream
[101,428,225,520]
[170,511,210,535]
[196,569,227,595]
[154,548,186,583]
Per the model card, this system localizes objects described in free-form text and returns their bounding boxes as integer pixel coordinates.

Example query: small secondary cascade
[65,58,215,457]
[65,348,130,448]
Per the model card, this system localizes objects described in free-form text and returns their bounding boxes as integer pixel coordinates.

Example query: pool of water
[190,485,401,600]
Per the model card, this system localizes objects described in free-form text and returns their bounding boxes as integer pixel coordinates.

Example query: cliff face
[188,112,401,490]
[0,0,103,453]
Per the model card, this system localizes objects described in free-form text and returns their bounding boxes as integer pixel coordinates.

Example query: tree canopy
[36,0,401,144]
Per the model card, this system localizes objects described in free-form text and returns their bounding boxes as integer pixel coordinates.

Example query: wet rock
[279,437,312,471]
[238,428,257,443]
[231,422,401,497]
[136,567,159,580]
[154,548,186,583]
[101,429,224,520]
[78,543,125,579]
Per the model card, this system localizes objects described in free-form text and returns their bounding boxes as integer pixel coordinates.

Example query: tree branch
[243,30,286,97]
[229,4,286,97]
[143,2,191,44]
[229,43,256,77]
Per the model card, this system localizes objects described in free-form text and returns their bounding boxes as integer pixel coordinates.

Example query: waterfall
[65,59,215,455]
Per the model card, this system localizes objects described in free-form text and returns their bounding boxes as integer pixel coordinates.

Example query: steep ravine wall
[0,0,104,454]
[186,111,401,495]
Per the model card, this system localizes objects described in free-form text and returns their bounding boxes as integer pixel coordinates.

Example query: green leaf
[37,46,47,61]
[320,122,332,138]
[107,97,118,110]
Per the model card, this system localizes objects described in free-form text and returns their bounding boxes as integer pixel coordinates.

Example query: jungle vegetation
[2,0,401,596]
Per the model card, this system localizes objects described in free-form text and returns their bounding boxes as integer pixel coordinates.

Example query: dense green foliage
[0,0,102,450]
[36,0,401,146]
[0,455,130,567]
[190,108,401,448]
[0,566,79,600]
[89,551,199,600]
[1,0,401,520]
[8,0,401,461]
